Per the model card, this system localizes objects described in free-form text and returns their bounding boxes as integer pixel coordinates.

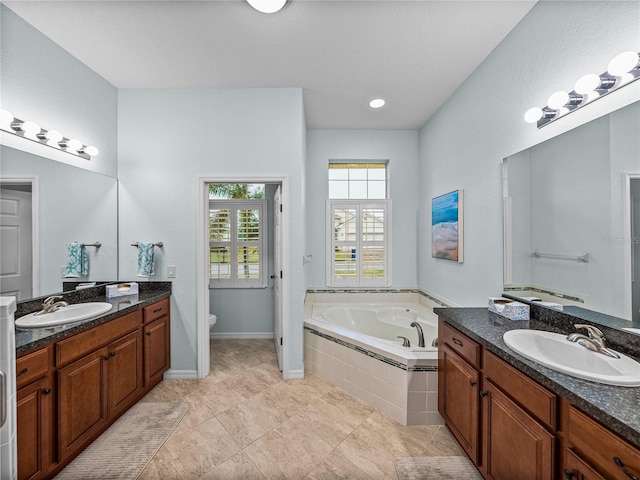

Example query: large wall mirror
[503,101,640,333]
[0,145,118,301]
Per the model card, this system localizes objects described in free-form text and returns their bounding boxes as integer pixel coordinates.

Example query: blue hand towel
[137,242,155,277]
[65,242,88,277]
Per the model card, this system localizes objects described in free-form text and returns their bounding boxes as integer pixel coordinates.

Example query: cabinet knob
[146,331,152,336]
[614,457,639,480]
[42,388,52,395]
[479,391,488,398]
[110,351,116,357]
[469,380,477,387]
[104,355,110,360]
[563,468,574,479]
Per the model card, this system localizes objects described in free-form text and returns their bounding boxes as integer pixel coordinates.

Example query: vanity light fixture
[525,51,640,128]
[0,109,99,160]
[246,0,288,14]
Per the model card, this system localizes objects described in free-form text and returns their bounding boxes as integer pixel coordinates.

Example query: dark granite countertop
[15,283,171,356]
[434,307,640,450]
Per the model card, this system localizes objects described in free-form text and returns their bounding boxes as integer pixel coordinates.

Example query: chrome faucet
[410,321,425,347]
[566,324,620,359]
[34,295,69,315]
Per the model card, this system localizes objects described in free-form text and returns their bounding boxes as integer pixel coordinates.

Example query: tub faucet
[410,321,425,347]
[566,324,620,359]
[35,295,69,316]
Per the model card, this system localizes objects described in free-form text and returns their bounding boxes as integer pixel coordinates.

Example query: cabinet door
[17,377,53,480]
[439,344,480,464]
[482,380,555,480]
[144,316,169,387]
[562,449,607,480]
[108,330,143,418]
[58,348,108,461]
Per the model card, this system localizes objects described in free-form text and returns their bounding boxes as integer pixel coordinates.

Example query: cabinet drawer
[143,299,169,324]
[440,320,481,368]
[483,350,557,429]
[568,405,640,480]
[56,310,142,367]
[16,347,49,389]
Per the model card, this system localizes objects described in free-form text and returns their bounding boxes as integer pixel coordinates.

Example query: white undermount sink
[503,329,640,387]
[623,328,640,335]
[15,302,113,329]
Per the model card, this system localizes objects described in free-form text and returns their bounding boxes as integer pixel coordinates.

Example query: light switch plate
[167,265,176,278]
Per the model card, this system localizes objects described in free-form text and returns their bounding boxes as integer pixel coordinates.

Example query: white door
[273,186,283,370]
[0,185,32,300]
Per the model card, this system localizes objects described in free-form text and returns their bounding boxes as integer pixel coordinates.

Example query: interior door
[0,184,32,299]
[273,186,283,370]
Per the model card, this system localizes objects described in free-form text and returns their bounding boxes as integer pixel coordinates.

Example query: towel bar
[83,242,101,248]
[131,241,164,248]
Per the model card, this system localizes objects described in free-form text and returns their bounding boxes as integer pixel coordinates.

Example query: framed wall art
[432,189,463,262]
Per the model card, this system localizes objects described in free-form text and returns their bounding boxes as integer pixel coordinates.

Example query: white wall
[305,130,419,288]
[117,88,306,373]
[418,0,640,306]
[0,5,117,177]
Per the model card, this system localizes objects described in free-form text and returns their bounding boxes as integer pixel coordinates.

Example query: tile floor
[138,339,464,479]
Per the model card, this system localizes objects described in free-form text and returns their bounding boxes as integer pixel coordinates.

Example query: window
[328,162,387,199]
[209,199,267,288]
[327,162,390,287]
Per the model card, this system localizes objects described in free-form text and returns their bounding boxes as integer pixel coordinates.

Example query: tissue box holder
[106,282,139,298]
[488,297,530,321]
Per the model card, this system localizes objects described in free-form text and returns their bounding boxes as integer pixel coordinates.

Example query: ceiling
[4,0,536,130]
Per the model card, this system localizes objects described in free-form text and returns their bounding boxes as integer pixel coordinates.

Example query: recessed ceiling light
[369,98,386,109]
[247,0,288,14]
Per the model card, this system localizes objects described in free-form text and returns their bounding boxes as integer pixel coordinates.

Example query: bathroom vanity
[14,286,170,480]
[436,308,640,480]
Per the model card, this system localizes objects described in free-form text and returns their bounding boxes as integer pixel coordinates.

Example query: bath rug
[55,402,190,480]
[395,456,483,480]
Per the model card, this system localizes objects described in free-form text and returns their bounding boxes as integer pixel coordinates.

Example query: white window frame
[209,199,267,288]
[326,199,392,287]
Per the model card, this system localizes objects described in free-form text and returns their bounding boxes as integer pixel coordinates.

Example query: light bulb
[0,109,13,128]
[247,0,288,14]
[80,145,99,157]
[369,98,386,109]
[547,91,569,110]
[608,51,639,76]
[66,138,82,152]
[45,130,63,142]
[574,74,600,94]
[524,107,543,124]
[21,121,41,139]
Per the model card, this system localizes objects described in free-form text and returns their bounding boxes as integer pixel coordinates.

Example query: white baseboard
[163,369,198,380]
[210,332,275,340]
[284,368,304,379]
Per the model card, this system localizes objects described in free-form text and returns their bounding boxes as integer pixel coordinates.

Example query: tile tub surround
[14,282,171,355]
[304,292,445,426]
[304,328,442,426]
[435,307,640,450]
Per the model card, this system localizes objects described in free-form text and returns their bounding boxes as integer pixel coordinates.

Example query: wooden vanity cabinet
[564,404,640,480]
[438,318,557,480]
[16,346,54,480]
[17,297,171,479]
[439,318,640,480]
[438,343,481,463]
[143,298,170,388]
[57,312,143,462]
[481,379,555,480]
